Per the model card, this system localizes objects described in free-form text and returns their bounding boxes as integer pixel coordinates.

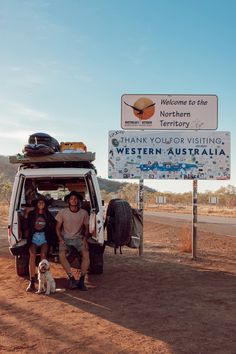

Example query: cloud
[25,74,44,86]
[0,130,31,142]
[74,73,93,83]
[0,129,32,155]
[0,100,50,154]
[0,100,48,121]
[0,65,44,90]
[11,102,47,120]
[8,66,22,72]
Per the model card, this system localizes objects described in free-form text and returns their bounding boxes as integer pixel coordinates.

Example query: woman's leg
[40,243,48,260]
[26,244,37,291]
[29,244,37,279]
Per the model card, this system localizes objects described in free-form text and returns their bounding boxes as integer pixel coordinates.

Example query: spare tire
[106,199,132,251]
[89,243,105,274]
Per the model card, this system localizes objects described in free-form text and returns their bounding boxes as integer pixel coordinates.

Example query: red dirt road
[0,215,236,354]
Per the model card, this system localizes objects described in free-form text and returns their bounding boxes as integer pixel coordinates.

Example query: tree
[0,175,12,204]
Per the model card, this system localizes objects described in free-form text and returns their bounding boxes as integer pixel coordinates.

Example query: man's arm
[56,220,64,243]
[84,223,89,238]
[83,210,90,238]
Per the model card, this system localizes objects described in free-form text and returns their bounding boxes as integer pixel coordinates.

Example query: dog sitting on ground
[36,259,56,295]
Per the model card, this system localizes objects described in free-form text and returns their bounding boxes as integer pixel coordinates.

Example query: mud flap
[89,242,105,274]
[15,254,29,277]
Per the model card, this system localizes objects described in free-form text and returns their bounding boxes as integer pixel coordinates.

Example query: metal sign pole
[138,178,144,256]
[192,179,198,259]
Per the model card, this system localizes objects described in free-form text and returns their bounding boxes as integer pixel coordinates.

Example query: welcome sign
[108,130,230,180]
[121,94,218,130]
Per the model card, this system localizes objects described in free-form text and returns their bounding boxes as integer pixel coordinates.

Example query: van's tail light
[8,225,11,237]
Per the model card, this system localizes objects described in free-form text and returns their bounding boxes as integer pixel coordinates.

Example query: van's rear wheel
[15,255,29,277]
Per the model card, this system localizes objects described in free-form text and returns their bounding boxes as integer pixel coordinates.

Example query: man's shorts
[59,237,84,254]
[32,232,47,246]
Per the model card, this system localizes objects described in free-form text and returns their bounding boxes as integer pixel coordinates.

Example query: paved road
[145,211,236,237]
[146,211,236,225]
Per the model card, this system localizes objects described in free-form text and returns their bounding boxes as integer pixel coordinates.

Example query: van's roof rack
[9,152,96,169]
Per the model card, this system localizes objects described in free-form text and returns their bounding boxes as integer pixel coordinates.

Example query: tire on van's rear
[89,243,105,274]
[106,199,132,248]
[15,254,29,277]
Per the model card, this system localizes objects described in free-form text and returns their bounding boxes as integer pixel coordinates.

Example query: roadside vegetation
[101,182,236,217]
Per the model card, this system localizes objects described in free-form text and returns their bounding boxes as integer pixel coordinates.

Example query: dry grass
[0,202,9,224]
[145,203,236,217]
[179,227,192,253]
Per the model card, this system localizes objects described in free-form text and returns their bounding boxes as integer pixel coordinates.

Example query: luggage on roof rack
[23,143,55,157]
[28,132,60,152]
[60,142,87,153]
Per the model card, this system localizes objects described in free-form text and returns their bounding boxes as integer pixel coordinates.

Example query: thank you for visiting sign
[121,94,218,130]
[108,130,230,180]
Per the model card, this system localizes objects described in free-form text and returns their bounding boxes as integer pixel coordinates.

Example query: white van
[8,152,105,276]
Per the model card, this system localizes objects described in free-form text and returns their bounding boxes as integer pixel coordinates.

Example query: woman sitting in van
[26,195,55,292]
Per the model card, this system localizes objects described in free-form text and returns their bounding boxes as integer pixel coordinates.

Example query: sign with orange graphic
[121,94,218,130]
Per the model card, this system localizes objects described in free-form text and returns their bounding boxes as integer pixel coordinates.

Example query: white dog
[36,259,56,295]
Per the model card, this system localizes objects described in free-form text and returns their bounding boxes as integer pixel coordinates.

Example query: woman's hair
[33,196,51,219]
[32,195,49,207]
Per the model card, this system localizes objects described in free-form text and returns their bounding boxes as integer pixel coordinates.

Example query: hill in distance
[0,156,18,182]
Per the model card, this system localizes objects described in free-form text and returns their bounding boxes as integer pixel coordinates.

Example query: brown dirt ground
[0,211,236,354]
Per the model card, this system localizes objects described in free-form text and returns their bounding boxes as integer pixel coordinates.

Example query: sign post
[138,178,144,256]
[192,179,198,259]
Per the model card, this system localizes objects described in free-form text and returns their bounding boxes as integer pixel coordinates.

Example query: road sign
[108,130,230,180]
[121,94,218,130]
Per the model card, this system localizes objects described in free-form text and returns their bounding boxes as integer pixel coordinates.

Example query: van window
[85,173,98,212]
[22,176,91,210]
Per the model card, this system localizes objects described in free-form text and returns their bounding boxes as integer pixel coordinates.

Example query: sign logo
[124,97,156,120]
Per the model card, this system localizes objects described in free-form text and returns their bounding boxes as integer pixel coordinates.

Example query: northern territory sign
[108,130,230,180]
[121,94,218,130]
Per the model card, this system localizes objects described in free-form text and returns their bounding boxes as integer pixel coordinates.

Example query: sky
[0,0,235,193]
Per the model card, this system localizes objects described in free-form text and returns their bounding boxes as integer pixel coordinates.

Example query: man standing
[55,191,90,291]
